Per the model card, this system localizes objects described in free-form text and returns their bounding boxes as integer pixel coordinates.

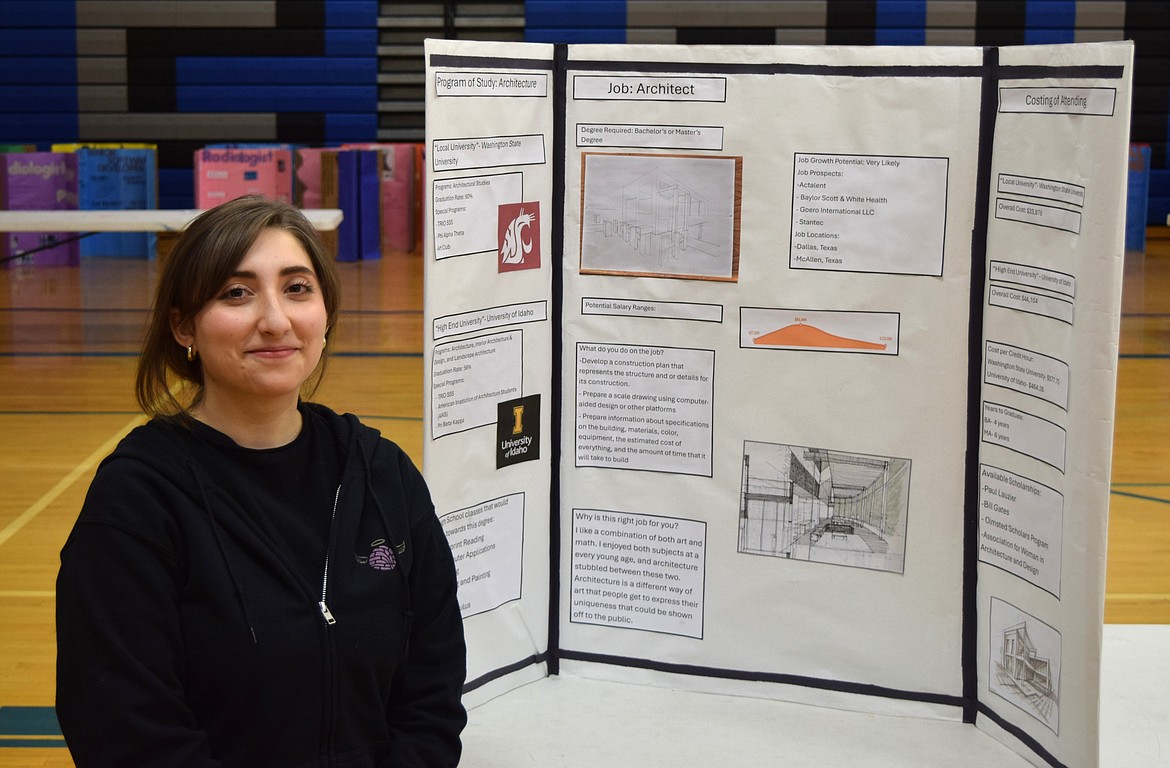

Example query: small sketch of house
[997,621,1058,721]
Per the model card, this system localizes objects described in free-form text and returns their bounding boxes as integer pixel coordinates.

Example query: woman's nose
[257,293,293,333]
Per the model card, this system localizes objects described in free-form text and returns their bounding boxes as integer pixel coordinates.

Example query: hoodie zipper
[318,484,342,625]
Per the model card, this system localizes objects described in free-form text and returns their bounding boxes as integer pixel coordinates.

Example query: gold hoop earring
[187,346,196,362]
[322,337,327,349]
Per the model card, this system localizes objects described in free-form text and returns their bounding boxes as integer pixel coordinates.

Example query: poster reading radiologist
[424,38,1132,768]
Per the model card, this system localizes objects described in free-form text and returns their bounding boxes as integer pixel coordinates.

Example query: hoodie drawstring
[189,460,259,644]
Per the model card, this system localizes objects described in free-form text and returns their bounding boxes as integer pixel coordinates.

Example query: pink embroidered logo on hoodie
[357,539,397,571]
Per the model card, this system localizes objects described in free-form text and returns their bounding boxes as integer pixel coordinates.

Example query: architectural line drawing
[989,599,1061,733]
[996,622,1058,721]
[612,166,710,265]
[737,440,910,574]
[580,153,740,281]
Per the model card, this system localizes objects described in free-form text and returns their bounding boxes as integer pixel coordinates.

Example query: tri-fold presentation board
[421,39,1133,768]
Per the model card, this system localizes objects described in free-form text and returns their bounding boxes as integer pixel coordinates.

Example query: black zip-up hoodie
[56,403,466,767]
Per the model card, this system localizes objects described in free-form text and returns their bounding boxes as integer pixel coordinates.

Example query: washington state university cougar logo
[356,539,398,571]
[497,201,540,272]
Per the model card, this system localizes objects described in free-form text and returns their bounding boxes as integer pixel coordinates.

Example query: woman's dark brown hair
[135,195,342,417]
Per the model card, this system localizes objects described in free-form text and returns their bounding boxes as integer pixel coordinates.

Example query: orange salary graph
[752,322,888,351]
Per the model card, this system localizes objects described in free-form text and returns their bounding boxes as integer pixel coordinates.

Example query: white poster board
[423,39,1132,768]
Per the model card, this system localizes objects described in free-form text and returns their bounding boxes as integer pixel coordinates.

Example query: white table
[460,624,1168,767]
[0,208,343,233]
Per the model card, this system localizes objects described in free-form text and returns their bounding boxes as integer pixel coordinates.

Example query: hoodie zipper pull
[319,600,337,625]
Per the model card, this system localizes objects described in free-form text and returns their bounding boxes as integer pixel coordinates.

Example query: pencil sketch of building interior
[995,621,1060,726]
[737,440,910,573]
[580,154,738,279]
[618,167,711,262]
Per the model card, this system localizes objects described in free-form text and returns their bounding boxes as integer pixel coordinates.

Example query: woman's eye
[288,281,314,295]
[218,286,249,300]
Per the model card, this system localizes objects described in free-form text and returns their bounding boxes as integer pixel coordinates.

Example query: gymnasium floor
[0,228,1166,764]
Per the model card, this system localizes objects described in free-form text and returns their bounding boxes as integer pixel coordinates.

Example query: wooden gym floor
[0,229,1167,763]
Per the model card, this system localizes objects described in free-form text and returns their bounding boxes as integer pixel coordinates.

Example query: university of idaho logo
[497,201,540,272]
[496,394,540,468]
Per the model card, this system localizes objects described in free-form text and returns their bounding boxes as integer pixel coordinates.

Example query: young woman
[56,196,466,767]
